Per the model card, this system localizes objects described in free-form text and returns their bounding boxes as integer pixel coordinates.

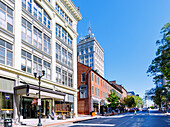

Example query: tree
[133,96,144,108]
[147,23,170,85]
[124,95,136,108]
[107,89,120,110]
[147,87,167,109]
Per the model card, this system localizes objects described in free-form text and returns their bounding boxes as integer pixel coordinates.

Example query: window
[33,27,42,50]
[92,73,93,81]
[43,61,51,80]
[81,56,84,64]
[95,75,96,83]
[95,87,97,96]
[81,50,84,55]
[21,50,32,73]
[56,43,61,61]
[33,56,42,76]
[85,55,89,66]
[98,89,100,97]
[101,79,102,87]
[55,3,72,27]
[90,54,93,67]
[43,11,50,29]
[0,1,13,33]
[68,73,73,87]
[56,24,61,38]
[81,73,85,82]
[56,67,61,83]
[22,18,32,44]
[23,1,51,29]
[68,52,72,67]
[62,70,67,86]
[62,48,67,64]
[43,34,51,55]
[80,84,87,98]
[90,47,93,52]
[0,39,13,66]
[33,2,42,22]
[56,24,72,47]
[68,35,72,47]
[98,77,99,85]
[92,86,94,95]
[22,0,32,13]
[85,48,88,53]
[104,92,105,98]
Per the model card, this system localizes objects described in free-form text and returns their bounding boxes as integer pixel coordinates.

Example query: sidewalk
[12,115,97,127]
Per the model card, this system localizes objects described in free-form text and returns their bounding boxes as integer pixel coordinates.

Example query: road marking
[116,116,134,127]
[74,123,115,126]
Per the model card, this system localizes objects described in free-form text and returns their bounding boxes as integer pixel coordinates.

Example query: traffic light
[26,84,29,96]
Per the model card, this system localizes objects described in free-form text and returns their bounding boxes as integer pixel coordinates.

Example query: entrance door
[22,97,38,119]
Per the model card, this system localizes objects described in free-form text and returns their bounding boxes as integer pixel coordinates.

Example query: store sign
[5,95,10,100]
[38,99,41,106]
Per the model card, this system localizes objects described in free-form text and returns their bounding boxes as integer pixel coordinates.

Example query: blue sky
[73,0,170,98]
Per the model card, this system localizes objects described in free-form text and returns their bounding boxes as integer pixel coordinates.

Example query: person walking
[134,108,137,115]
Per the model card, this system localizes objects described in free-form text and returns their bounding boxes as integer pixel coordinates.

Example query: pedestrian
[134,109,137,115]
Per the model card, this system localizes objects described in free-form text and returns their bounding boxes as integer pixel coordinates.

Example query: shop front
[55,94,74,117]
[0,77,15,119]
[14,84,66,120]
[93,100,99,113]
[21,97,52,119]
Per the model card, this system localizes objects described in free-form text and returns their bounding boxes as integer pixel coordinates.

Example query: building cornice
[62,0,82,21]
[0,64,78,92]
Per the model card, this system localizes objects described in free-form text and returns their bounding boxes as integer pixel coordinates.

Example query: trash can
[4,118,12,127]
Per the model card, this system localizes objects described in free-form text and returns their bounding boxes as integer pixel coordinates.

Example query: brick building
[110,81,127,99]
[77,62,122,115]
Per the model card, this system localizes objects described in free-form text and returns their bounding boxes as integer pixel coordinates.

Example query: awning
[14,85,66,100]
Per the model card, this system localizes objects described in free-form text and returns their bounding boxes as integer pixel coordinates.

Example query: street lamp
[34,70,45,126]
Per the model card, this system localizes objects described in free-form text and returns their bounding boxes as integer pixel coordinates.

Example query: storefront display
[0,77,14,119]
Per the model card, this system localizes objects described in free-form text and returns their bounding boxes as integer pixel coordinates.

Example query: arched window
[56,24,73,47]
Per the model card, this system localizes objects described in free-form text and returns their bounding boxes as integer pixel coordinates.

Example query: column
[13,93,20,123]
[91,97,93,111]
[14,0,22,69]
[74,93,78,117]
[51,13,56,82]
[72,35,77,89]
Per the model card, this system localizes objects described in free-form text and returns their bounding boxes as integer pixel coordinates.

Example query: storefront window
[21,97,52,119]
[0,92,13,119]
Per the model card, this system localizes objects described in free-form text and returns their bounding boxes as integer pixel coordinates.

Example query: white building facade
[0,0,81,121]
[77,29,104,77]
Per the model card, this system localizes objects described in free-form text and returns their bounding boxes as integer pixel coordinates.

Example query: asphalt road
[57,109,170,127]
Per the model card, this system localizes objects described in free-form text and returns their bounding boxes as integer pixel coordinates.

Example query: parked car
[129,108,135,112]
[142,108,148,111]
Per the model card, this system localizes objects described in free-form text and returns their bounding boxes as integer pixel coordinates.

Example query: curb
[73,117,97,123]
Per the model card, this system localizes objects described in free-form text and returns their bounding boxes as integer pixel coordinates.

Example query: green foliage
[150,106,154,109]
[107,89,120,109]
[124,95,136,108]
[133,96,144,108]
[147,23,170,85]
[147,87,168,109]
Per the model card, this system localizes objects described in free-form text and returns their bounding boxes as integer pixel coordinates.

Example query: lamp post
[34,70,45,126]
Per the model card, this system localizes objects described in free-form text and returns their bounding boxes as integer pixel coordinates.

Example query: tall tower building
[77,28,104,77]
[0,0,81,121]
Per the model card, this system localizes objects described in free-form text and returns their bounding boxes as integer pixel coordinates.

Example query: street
[56,110,170,127]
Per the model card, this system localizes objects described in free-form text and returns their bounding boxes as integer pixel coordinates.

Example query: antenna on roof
[88,20,91,35]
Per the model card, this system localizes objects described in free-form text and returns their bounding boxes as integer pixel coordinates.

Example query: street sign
[38,99,41,106]
[5,95,10,100]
